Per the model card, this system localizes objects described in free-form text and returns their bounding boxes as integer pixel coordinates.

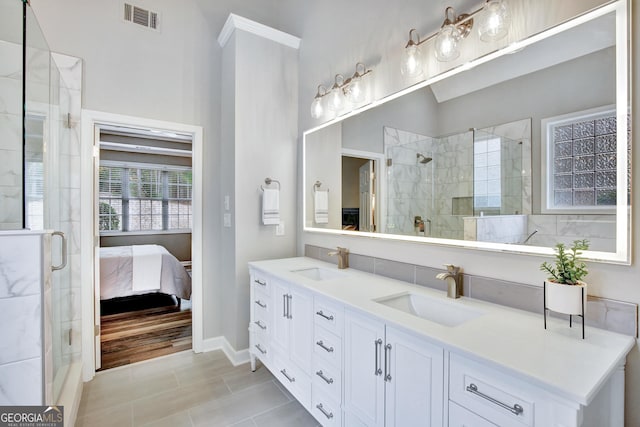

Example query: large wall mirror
[303,1,631,264]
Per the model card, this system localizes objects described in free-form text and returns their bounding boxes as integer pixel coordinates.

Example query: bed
[99,244,192,301]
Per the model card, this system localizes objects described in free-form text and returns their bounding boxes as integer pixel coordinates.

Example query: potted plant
[540,239,589,316]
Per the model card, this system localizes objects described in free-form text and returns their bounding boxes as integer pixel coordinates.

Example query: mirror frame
[303,0,630,264]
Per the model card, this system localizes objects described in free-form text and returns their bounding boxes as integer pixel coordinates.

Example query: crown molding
[217,13,300,49]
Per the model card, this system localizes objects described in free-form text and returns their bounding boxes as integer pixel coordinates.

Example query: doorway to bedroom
[96,124,194,370]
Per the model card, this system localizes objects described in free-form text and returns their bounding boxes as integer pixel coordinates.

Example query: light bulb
[347,76,365,104]
[310,97,324,119]
[478,0,510,42]
[327,75,346,112]
[434,24,460,62]
[310,85,326,119]
[401,44,423,77]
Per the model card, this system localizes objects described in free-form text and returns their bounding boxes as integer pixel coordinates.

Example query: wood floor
[99,297,192,370]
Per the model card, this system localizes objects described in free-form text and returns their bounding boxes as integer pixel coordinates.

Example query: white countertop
[249,257,635,406]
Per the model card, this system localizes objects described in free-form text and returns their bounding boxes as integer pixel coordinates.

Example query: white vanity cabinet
[344,309,444,427]
[271,277,314,407]
[310,297,345,426]
[249,258,634,427]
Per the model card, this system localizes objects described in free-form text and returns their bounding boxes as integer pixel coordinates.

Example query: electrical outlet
[276,221,285,236]
[224,195,230,210]
[223,213,231,227]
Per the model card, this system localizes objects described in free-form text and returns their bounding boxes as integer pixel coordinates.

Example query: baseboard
[201,336,250,366]
[59,361,83,427]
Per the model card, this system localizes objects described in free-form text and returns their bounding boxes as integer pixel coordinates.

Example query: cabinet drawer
[312,358,342,399]
[273,351,311,409]
[252,289,271,318]
[251,271,271,296]
[314,297,343,335]
[314,325,342,367]
[449,353,534,427]
[449,401,497,427]
[251,333,270,364]
[311,389,342,427]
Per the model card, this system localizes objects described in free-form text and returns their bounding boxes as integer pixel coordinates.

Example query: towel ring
[260,177,281,191]
[313,181,329,193]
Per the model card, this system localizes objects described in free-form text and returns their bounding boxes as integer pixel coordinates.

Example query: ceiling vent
[123,3,160,32]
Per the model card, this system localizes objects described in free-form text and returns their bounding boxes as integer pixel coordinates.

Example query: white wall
[297,1,640,426]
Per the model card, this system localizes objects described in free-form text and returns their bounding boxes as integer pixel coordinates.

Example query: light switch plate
[276,221,285,236]
[223,213,231,227]
[224,195,230,211]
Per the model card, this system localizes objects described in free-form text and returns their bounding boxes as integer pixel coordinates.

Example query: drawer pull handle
[374,339,383,376]
[316,310,334,321]
[316,403,334,420]
[316,340,334,353]
[254,300,267,308]
[254,344,267,355]
[253,320,267,330]
[384,343,392,382]
[466,383,524,416]
[316,370,334,385]
[254,279,267,286]
[280,369,295,383]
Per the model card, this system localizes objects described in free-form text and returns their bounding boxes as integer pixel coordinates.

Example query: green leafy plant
[540,239,589,285]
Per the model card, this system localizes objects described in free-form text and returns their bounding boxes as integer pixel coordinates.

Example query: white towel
[262,188,280,225]
[132,245,162,292]
[314,190,329,224]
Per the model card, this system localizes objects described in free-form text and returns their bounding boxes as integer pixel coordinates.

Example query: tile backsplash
[305,244,638,337]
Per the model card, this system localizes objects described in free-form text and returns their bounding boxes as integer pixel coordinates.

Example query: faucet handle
[443,264,460,274]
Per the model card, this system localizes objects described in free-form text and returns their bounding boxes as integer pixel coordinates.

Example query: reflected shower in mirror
[303,2,631,263]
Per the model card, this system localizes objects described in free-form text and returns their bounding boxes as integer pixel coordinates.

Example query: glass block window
[99,165,192,232]
[544,107,627,211]
[474,137,501,209]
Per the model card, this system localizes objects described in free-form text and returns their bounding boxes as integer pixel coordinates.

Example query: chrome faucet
[436,264,461,299]
[328,247,349,269]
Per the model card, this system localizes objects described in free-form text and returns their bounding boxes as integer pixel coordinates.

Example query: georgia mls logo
[0,405,64,427]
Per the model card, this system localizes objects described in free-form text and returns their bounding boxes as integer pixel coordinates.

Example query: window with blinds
[99,165,192,232]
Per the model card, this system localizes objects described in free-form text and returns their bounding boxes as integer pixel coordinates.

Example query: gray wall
[100,233,192,262]
[220,29,299,350]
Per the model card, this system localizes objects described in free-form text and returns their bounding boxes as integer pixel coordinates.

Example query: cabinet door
[289,286,313,372]
[271,280,290,353]
[384,325,444,427]
[344,310,385,427]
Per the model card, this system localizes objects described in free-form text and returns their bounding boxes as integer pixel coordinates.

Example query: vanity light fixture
[310,62,373,119]
[310,85,327,119]
[327,74,347,112]
[401,29,423,77]
[401,0,511,72]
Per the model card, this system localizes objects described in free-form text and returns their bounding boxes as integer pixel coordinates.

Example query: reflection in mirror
[382,118,531,243]
[304,3,630,263]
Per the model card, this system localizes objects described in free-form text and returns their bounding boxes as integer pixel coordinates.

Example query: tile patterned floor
[76,350,320,427]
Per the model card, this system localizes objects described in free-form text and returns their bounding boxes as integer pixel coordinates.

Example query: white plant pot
[545,280,587,315]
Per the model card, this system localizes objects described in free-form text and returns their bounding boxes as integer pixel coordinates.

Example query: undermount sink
[291,267,346,281]
[375,292,485,327]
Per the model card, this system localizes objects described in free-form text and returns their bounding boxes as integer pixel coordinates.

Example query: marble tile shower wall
[432,131,473,240]
[305,244,638,337]
[0,231,47,405]
[0,41,23,229]
[383,127,434,235]
[526,213,616,252]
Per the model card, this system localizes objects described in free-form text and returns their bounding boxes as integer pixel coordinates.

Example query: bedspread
[99,245,192,300]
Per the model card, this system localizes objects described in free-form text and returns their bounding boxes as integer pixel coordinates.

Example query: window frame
[541,105,617,214]
[99,160,193,234]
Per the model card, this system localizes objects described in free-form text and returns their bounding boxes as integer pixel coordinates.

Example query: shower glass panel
[11,0,75,403]
[0,0,23,229]
[384,127,435,236]
[472,128,524,216]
